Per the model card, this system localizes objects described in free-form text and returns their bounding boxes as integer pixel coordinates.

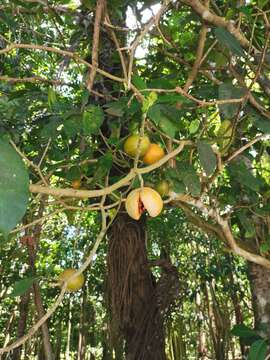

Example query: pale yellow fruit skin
[125,188,141,220]
[123,135,150,158]
[140,187,163,217]
[125,187,163,220]
[143,143,165,165]
[58,269,85,292]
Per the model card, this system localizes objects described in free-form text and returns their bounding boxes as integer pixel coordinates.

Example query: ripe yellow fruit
[58,269,85,292]
[125,187,163,220]
[143,143,165,165]
[155,180,170,197]
[123,134,150,158]
[71,179,81,190]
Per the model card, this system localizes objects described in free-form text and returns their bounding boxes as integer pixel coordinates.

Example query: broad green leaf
[248,339,267,360]
[231,324,259,338]
[218,83,245,119]
[236,210,256,238]
[229,161,263,192]
[197,141,217,176]
[159,117,178,138]
[63,115,82,137]
[253,117,270,134]
[91,153,113,185]
[148,104,179,137]
[214,27,246,58]
[177,162,201,197]
[189,119,200,134]
[132,75,147,90]
[66,166,81,181]
[0,139,29,236]
[83,105,104,135]
[9,277,36,297]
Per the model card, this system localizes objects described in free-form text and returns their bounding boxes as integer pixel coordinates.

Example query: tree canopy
[0,0,269,359]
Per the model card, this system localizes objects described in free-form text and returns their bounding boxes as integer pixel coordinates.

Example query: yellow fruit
[125,187,163,220]
[155,180,170,197]
[123,134,150,158]
[71,179,81,190]
[143,143,165,165]
[58,269,84,292]
[217,120,233,149]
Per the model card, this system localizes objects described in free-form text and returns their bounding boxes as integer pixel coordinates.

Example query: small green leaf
[214,27,246,58]
[0,139,29,236]
[248,339,268,360]
[159,117,178,138]
[189,119,200,134]
[197,141,217,176]
[83,105,104,135]
[9,277,36,297]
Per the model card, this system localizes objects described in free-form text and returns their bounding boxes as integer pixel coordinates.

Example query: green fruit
[123,134,150,158]
[58,269,85,292]
[217,120,233,149]
[155,180,170,197]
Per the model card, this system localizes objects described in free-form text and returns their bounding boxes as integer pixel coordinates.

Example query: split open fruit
[125,187,163,220]
[123,134,150,158]
[58,268,85,292]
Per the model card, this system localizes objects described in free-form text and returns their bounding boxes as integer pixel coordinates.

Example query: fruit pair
[124,134,164,165]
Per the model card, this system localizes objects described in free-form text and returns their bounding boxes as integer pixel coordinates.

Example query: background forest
[0,0,270,359]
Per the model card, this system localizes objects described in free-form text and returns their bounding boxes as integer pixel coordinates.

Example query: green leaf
[132,75,147,90]
[159,117,178,138]
[197,141,217,176]
[218,83,245,119]
[148,104,178,137]
[231,324,259,338]
[252,115,270,134]
[236,210,256,238]
[9,277,36,297]
[48,87,57,109]
[229,161,263,192]
[91,153,113,185]
[0,139,29,236]
[248,339,268,360]
[63,115,82,137]
[260,242,270,254]
[214,27,246,58]
[83,106,104,135]
[189,119,200,134]
[177,162,201,197]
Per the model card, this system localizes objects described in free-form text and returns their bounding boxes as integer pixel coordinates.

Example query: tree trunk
[77,286,87,360]
[107,214,167,360]
[248,262,270,337]
[12,291,30,360]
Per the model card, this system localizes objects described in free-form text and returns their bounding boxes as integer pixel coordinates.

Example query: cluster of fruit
[123,134,170,221]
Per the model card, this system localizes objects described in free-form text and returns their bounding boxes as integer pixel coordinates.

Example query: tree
[0,0,269,359]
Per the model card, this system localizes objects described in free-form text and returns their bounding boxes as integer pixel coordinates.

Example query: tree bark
[107,214,167,360]
[12,291,30,360]
[248,262,270,337]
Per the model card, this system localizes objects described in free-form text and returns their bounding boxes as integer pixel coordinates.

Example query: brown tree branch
[86,0,106,92]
